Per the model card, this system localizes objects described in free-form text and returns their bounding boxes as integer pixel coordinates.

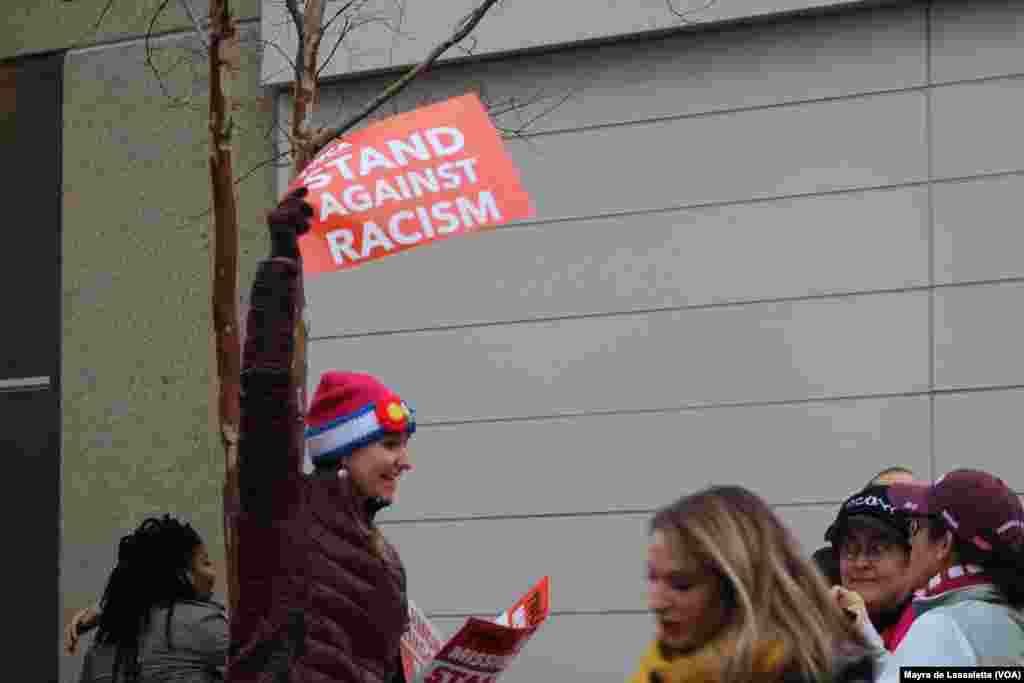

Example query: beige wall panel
[309,292,929,424]
[503,91,926,222]
[307,187,929,336]
[294,2,924,138]
[931,0,1024,83]
[934,282,1024,391]
[60,24,273,682]
[934,175,1024,284]
[2,0,260,60]
[261,0,892,85]
[380,396,930,522]
[385,504,835,614]
[780,503,846,556]
[932,78,1024,179]
[934,389,1024,489]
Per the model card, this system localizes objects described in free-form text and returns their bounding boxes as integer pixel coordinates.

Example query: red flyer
[401,577,551,683]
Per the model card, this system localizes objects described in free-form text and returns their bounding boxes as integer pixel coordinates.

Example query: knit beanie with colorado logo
[304,371,415,469]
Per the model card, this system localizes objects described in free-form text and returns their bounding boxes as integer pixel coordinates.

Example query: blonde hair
[651,485,868,681]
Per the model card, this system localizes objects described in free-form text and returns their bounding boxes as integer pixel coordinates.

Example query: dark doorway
[0,50,63,683]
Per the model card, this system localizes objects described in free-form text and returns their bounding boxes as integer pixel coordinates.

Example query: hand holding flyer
[287,93,534,274]
[400,576,551,683]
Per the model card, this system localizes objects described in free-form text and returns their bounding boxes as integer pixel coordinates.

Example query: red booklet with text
[400,576,551,683]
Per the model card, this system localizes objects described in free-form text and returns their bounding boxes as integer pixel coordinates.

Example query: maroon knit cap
[889,469,1023,554]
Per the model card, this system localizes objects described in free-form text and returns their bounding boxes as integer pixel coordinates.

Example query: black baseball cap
[825,484,911,546]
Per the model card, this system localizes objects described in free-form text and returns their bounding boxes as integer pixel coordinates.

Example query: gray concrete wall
[260,0,896,85]
[1,0,260,60]
[39,3,275,679]
[293,1,1024,681]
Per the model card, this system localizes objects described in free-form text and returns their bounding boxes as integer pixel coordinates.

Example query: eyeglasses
[908,518,925,538]
[908,515,940,539]
[836,539,900,562]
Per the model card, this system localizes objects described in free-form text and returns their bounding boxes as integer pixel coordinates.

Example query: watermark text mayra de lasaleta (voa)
[901,668,1024,681]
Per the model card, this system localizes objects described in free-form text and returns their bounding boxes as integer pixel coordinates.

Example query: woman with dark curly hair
[76,514,227,682]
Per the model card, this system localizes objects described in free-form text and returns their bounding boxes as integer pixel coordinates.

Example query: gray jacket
[79,600,228,683]
[864,583,1024,682]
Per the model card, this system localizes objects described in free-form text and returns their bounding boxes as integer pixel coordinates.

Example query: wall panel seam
[382,487,1024,526]
[925,0,937,481]
[67,17,260,57]
[380,501,842,526]
[454,169,1024,233]
[495,71,1024,142]
[388,384,1024,430]
[311,277,1024,343]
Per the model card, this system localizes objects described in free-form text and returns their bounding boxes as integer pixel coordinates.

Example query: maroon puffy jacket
[226,257,409,683]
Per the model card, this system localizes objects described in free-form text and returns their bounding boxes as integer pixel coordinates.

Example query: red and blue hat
[305,371,415,468]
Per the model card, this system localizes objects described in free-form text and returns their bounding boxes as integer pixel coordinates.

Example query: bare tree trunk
[285,0,326,448]
[290,0,326,173]
[208,0,242,620]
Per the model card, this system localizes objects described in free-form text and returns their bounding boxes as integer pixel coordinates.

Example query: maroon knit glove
[268,187,314,259]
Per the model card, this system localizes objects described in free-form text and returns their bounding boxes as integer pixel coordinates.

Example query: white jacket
[862,580,1024,683]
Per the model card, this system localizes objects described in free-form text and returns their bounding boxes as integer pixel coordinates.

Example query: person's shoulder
[944,595,1015,619]
[831,644,877,683]
[170,599,228,623]
[906,606,962,634]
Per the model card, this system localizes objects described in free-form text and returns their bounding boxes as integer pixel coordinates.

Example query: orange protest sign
[288,93,534,274]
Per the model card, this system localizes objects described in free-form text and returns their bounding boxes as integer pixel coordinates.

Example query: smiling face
[346,432,412,502]
[837,525,911,616]
[646,529,727,656]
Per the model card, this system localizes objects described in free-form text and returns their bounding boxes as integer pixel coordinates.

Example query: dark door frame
[0,48,64,683]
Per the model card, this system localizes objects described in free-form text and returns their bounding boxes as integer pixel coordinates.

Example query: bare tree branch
[284,0,305,88]
[309,0,503,152]
[145,0,195,108]
[175,0,209,52]
[316,12,397,78]
[89,0,118,34]
[256,38,301,77]
[321,0,362,33]
[316,15,354,78]
[68,0,117,48]
[665,0,716,21]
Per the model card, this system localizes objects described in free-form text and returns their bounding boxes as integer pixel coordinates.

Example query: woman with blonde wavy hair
[630,485,876,683]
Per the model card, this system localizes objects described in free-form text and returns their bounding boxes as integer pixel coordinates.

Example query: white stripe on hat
[941,510,959,529]
[307,408,382,461]
[997,519,1023,534]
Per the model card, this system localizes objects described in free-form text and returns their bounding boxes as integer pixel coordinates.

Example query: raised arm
[238,189,313,522]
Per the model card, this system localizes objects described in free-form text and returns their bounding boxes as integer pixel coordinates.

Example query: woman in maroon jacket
[227,188,415,683]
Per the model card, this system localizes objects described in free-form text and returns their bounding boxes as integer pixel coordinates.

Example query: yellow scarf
[628,637,788,683]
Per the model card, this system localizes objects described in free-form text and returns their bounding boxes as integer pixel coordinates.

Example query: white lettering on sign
[324,191,502,265]
[316,158,481,218]
[299,128,467,184]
